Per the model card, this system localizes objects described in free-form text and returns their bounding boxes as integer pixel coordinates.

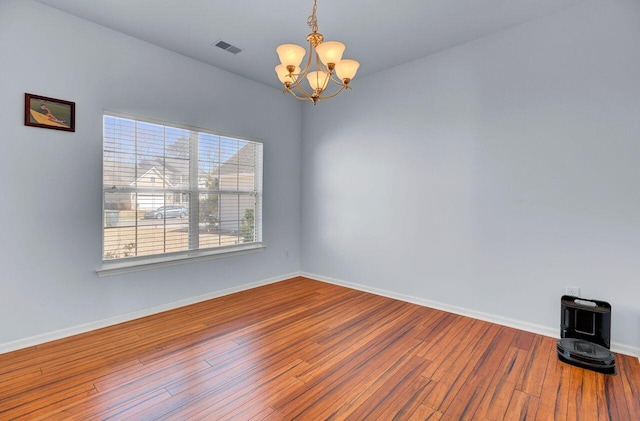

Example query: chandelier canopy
[275,0,360,105]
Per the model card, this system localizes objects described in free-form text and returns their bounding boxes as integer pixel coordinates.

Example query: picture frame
[24,93,75,132]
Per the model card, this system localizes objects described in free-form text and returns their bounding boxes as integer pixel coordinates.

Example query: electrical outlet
[285,249,289,258]
[566,286,580,297]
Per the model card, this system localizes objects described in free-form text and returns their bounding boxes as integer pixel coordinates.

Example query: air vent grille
[214,40,242,54]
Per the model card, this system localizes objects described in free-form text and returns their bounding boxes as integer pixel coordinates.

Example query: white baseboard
[0,272,300,356]
[4,271,638,362]
[301,271,640,360]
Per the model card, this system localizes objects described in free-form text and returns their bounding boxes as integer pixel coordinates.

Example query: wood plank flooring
[0,277,638,420]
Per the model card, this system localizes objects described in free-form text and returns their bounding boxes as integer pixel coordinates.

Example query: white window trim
[97,243,265,277]
[100,111,263,275]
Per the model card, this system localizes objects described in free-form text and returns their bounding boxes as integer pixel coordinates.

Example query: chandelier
[274,0,360,105]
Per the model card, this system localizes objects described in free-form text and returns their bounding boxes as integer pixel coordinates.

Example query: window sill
[96,243,266,277]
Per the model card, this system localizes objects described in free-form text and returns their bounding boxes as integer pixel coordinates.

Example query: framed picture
[24,93,75,132]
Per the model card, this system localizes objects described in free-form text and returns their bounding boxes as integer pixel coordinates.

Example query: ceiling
[35,0,586,90]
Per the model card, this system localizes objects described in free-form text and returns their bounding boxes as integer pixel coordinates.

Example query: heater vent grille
[214,40,242,54]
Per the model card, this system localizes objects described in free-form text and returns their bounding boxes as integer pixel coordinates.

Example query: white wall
[0,0,301,345]
[301,0,640,352]
[2,0,638,355]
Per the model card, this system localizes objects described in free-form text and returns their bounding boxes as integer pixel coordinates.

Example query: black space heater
[556,295,616,374]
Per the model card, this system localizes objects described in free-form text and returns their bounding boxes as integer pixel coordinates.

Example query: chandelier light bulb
[316,41,345,68]
[306,70,329,91]
[275,64,300,84]
[335,59,360,82]
[276,44,306,68]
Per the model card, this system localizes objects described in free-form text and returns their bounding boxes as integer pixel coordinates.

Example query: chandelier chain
[307,0,319,33]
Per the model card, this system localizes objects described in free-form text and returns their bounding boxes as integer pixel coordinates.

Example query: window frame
[98,111,264,276]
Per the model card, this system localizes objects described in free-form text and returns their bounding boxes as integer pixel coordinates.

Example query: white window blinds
[103,114,263,261]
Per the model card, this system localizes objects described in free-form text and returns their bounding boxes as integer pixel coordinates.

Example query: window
[102,114,263,264]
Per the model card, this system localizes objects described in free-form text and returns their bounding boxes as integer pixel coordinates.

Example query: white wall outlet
[566,286,580,297]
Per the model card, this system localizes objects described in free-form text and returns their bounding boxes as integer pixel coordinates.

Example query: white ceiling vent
[213,40,242,54]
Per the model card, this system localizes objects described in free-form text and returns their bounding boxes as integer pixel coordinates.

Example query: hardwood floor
[1,277,638,420]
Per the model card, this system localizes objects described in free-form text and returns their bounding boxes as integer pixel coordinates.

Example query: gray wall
[0,0,301,344]
[301,0,640,351]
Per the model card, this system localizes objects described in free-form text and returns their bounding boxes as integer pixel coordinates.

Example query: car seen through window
[143,206,188,219]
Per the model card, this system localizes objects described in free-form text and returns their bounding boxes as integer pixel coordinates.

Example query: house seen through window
[103,114,263,261]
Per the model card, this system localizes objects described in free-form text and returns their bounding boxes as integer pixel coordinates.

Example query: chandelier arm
[329,73,345,85]
[287,89,315,101]
[321,68,331,91]
[308,52,332,96]
[316,85,348,100]
[282,44,316,92]
[294,68,348,100]
[287,76,349,102]
[290,81,315,98]
[284,73,305,92]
